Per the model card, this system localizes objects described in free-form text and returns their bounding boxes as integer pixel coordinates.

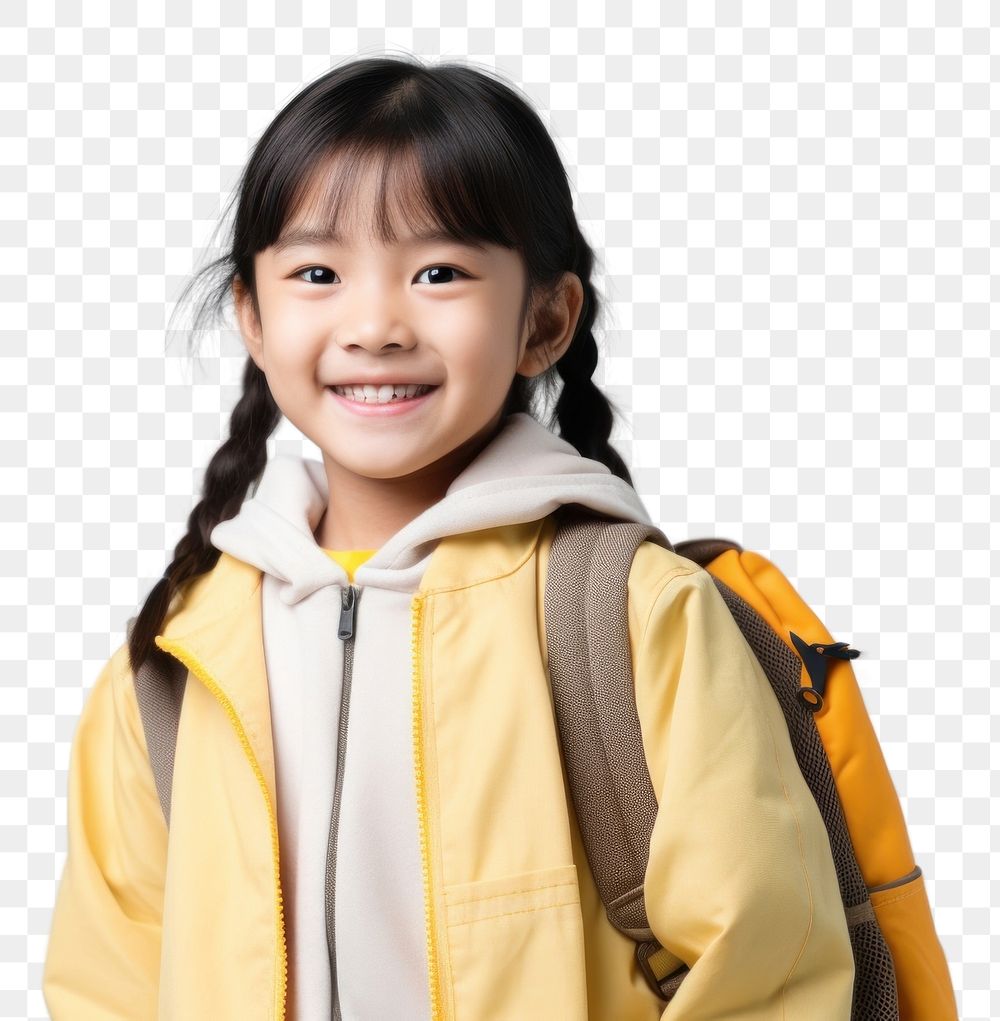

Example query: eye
[296,266,338,285]
[416,265,468,285]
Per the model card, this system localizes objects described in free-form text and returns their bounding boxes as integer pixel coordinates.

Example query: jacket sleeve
[43,641,167,1020]
[633,564,856,1020]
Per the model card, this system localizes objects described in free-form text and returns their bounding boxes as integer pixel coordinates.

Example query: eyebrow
[272,225,489,255]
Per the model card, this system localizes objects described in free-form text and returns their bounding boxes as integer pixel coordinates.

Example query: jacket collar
[153,518,550,803]
[159,514,549,649]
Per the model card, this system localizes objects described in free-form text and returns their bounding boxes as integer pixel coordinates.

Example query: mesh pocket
[847,902,899,1021]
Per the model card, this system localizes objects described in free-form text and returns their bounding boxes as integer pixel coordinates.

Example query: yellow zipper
[154,635,288,1021]
[410,594,442,1020]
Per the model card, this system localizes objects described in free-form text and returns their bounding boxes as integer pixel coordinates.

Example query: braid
[551,228,635,488]
[126,356,281,678]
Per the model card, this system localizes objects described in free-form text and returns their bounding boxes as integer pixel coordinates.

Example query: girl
[43,55,855,1019]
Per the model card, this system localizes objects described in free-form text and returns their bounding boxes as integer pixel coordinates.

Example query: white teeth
[331,383,433,404]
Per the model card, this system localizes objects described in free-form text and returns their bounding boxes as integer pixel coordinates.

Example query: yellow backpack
[544,505,958,1020]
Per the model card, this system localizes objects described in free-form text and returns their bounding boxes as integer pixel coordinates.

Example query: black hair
[128,53,635,678]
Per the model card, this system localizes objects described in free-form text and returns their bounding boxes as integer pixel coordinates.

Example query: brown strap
[544,505,686,999]
[671,536,743,566]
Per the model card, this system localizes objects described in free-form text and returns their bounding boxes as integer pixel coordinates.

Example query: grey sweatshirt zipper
[327,583,360,1021]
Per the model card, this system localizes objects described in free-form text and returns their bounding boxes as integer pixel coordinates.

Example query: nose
[335,280,417,353]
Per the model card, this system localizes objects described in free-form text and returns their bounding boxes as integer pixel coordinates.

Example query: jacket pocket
[444,862,580,924]
[443,864,588,1019]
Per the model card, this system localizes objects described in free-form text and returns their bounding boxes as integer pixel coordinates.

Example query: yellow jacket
[44,415,855,1019]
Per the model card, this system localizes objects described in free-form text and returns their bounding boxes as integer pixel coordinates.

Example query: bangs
[274,138,520,255]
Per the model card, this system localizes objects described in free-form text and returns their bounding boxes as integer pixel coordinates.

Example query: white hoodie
[209,411,658,1020]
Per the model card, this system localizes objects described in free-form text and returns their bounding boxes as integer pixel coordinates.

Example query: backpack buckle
[790,632,860,713]
[635,939,688,1001]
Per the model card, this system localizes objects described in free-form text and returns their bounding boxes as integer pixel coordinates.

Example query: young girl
[43,55,856,1019]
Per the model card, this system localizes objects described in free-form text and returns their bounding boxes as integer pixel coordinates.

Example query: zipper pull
[338,585,358,640]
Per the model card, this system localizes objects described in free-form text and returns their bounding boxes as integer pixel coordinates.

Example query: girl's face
[233,165,579,500]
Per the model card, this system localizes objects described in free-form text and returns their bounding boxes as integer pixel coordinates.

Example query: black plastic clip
[789,632,860,713]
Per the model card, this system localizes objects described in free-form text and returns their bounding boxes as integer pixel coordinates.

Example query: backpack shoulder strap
[543,504,687,1000]
[125,614,187,828]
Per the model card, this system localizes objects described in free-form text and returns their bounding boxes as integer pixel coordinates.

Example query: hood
[209,411,660,601]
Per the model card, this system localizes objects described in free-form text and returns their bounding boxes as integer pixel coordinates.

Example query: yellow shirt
[320,548,377,583]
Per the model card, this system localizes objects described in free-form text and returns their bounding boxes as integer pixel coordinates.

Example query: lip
[326,384,439,417]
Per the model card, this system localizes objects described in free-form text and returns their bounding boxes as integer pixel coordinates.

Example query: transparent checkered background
[3,3,994,1019]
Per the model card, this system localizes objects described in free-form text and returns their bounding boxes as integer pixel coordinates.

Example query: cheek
[439,312,517,377]
[261,349,312,392]
[447,344,510,396]
[259,310,321,370]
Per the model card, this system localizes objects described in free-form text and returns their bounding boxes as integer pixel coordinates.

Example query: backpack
[542,504,957,1021]
[125,505,958,1020]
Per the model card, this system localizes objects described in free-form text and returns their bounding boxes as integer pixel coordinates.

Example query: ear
[516,271,585,379]
[232,276,265,371]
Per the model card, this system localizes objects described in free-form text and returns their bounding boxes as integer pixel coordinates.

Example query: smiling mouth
[326,383,440,406]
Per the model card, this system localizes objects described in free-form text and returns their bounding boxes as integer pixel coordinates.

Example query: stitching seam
[871,884,922,909]
[445,878,579,905]
[446,897,582,927]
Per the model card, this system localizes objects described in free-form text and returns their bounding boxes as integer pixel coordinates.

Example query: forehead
[274,153,480,253]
